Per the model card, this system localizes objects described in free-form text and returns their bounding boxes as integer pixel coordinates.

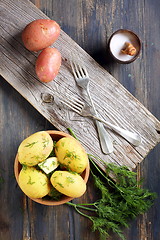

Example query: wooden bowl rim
[14,130,90,206]
[108,28,141,64]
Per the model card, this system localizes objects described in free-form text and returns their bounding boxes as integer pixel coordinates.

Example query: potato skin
[35,47,61,82]
[18,131,53,166]
[50,171,86,198]
[22,19,60,51]
[19,167,51,198]
[55,137,88,173]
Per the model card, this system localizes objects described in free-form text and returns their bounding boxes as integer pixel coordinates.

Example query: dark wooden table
[0,0,160,239]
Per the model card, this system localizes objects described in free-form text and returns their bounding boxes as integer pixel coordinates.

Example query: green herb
[42,138,49,149]
[57,182,64,188]
[53,141,57,148]
[55,144,59,152]
[66,176,75,184]
[27,176,35,185]
[41,182,47,186]
[68,171,78,175]
[67,128,157,240]
[58,162,70,171]
[24,141,38,148]
[31,154,46,161]
[48,141,57,156]
[67,128,76,138]
[67,157,156,240]
[48,187,62,201]
[22,164,28,170]
[64,150,80,162]
[49,148,56,157]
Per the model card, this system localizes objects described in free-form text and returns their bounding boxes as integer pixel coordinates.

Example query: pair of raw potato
[22,19,62,83]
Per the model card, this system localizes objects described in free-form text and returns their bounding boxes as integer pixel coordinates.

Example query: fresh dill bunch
[66,128,157,240]
[67,155,156,240]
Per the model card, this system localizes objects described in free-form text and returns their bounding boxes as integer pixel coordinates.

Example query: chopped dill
[64,150,79,161]
[49,141,57,157]
[57,182,64,188]
[27,176,35,185]
[24,141,38,148]
[22,164,28,170]
[48,187,62,201]
[53,141,57,148]
[61,141,65,147]
[49,149,56,157]
[42,138,49,149]
[66,176,75,184]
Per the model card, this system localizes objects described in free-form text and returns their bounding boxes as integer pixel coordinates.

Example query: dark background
[0,0,160,239]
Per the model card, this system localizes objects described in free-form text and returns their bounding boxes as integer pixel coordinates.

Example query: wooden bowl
[14,130,90,206]
[108,29,141,64]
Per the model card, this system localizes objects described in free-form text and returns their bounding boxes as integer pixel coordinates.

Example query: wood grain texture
[0,0,160,240]
[0,0,160,173]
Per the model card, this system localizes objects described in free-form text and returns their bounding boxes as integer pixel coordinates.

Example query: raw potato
[22,19,60,51]
[35,47,61,82]
[19,167,51,198]
[18,131,53,166]
[55,137,88,173]
[50,171,86,198]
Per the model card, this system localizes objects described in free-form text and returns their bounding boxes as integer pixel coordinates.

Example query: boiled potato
[35,47,61,82]
[18,131,53,166]
[19,167,51,198]
[50,171,86,198]
[22,19,60,51]
[55,137,88,173]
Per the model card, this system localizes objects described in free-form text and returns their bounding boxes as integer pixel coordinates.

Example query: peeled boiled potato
[55,137,88,173]
[22,19,60,51]
[19,167,51,198]
[18,131,53,166]
[50,171,86,198]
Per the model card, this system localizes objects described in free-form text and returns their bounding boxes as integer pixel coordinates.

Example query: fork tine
[58,92,85,114]
[81,65,89,78]
[60,100,81,114]
[70,58,88,79]
[63,96,84,110]
[70,61,79,79]
[64,92,84,106]
[78,64,86,78]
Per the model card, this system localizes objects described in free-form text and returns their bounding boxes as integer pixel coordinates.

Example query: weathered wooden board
[0,0,160,171]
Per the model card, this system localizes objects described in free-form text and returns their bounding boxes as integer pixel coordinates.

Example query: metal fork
[55,93,141,147]
[70,59,114,154]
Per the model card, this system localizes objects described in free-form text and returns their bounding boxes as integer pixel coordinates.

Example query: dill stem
[75,206,93,220]
[66,202,97,212]
[76,202,97,207]
[67,128,78,140]
[88,155,124,194]
[66,202,93,220]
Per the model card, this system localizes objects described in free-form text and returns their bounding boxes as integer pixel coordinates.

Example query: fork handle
[86,88,113,154]
[95,120,114,154]
[89,114,141,147]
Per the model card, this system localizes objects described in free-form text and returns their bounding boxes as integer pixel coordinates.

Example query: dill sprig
[66,128,157,240]
[67,156,156,240]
